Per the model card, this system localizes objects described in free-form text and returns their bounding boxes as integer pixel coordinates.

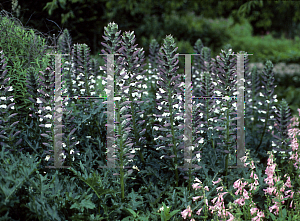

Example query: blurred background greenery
[1,0,300,118]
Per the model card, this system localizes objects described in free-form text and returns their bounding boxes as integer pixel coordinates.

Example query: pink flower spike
[181,205,192,220]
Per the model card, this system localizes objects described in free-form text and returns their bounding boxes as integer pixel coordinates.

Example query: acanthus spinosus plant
[100,22,151,204]
[0,50,22,154]
[152,34,199,188]
[188,47,241,188]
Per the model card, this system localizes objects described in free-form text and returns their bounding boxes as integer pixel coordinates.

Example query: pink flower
[269,203,279,215]
[196,208,202,215]
[181,110,300,220]
[212,178,222,185]
[192,196,202,201]
[181,205,192,219]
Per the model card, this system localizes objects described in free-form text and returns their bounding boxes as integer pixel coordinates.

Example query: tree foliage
[2,0,300,59]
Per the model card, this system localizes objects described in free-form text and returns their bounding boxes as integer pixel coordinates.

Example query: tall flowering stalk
[65,42,105,153]
[254,61,278,152]
[271,99,293,154]
[115,30,149,168]
[207,48,240,185]
[192,46,218,151]
[152,34,185,188]
[100,22,149,203]
[145,39,161,149]
[181,45,219,193]
[244,64,261,136]
[0,50,22,153]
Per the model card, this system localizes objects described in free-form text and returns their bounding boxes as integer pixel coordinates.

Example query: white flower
[136,74,143,80]
[222,96,230,100]
[45,155,50,161]
[37,98,43,104]
[132,92,140,98]
[114,97,121,101]
[162,112,170,117]
[214,91,222,96]
[45,114,52,119]
[154,136,163,141]
[133,165,140,171]
[158,206,169,213]
[215,100,221,105]
[199,137,204,144]
[159,88,166,94]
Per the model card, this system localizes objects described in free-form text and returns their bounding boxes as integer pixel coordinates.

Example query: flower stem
[224,102,230,185]
[128,88,146,168]
[169,92,179,187]
[255,102,270,152]
[115,99,125,202]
